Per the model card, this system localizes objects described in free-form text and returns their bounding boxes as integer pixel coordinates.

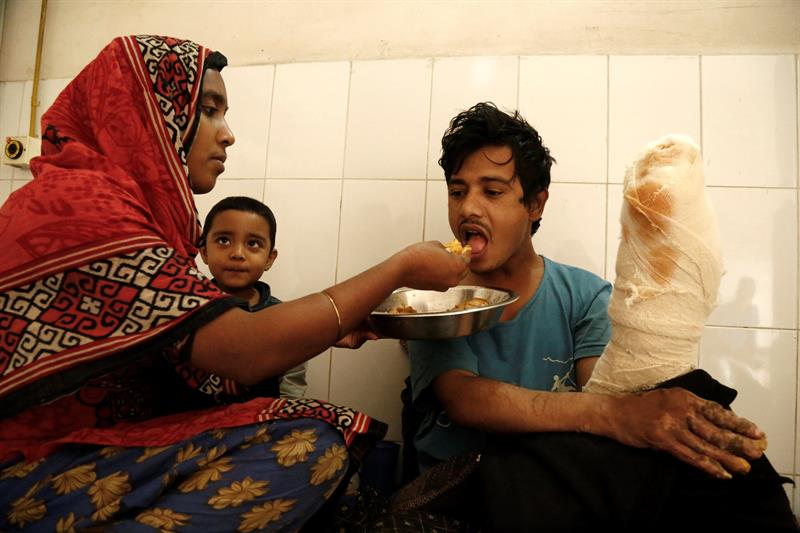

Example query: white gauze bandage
[583,134,722,395]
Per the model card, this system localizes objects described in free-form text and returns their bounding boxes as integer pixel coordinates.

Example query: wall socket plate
[2,136,41,168]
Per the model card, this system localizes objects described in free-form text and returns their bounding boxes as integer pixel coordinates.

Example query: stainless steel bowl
[368,285,519,340]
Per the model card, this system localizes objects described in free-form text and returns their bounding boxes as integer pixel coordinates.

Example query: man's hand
[608,387,767,479]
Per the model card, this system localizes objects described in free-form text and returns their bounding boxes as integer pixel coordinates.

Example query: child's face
[200,209,277,293]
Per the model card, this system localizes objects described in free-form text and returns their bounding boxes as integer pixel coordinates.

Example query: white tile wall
[707,187,797,329]
[0,81,24,180]
[267,62,350,179]
[1,54,798,487]
[606,183,624,282]
[337,179,426,281]
[10,178,30,191]
[702,56,797,188]
[427,56,519,179]
[608,56,700,184]
[0,179,10,206]
[305,349,332,402]
[536,182,607,277]
[219,65,274,181]
[423,180,451,242]
[329,339,411,442]
[345,59,432,179]
[264,179,341,300]
[519,56,607,183]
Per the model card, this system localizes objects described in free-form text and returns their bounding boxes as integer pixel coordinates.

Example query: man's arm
[433,369,766,480]
[576,355,598,386]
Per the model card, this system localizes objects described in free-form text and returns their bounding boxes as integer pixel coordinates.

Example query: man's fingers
[681,421,752,476]
[692,405,766,460]
[700,402,765,439]
[669,440,732,479]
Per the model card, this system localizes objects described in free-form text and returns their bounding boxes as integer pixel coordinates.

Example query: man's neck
[464,245,545,321]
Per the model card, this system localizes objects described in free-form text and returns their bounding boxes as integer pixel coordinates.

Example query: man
[407,102,795,530]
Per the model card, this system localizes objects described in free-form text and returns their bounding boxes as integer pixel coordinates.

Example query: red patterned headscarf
[0,36,234,416]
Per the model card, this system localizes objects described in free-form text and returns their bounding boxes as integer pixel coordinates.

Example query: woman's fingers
[398,241,470,291]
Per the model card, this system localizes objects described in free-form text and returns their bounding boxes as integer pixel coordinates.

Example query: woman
[0,35,467,531]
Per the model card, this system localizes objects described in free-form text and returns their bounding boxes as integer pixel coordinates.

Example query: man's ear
[199,245,208,265]
[528,189,549,222]
[264,249,278,272]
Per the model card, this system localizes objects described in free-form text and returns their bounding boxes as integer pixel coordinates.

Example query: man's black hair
[199,196,277,252]
[439,102,555,235]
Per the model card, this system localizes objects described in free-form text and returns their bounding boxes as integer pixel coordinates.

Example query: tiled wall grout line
[325,61,355,400]
[515,55,521,112]
[421,57,435,240]
[794,52,800,482]
[261,65,276,191]
[604,54,611,281]
[705,325,798,332]
[698,55,704,153]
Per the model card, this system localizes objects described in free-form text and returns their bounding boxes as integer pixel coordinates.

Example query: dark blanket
[475,369,796,531]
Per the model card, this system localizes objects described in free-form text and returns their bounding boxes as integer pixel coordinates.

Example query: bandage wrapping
[583,135,722,395]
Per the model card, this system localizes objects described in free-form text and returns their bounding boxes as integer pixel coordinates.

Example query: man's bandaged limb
[584,134,722,395]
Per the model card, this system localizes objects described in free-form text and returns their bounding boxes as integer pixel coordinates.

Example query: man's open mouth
[461,224,488,255]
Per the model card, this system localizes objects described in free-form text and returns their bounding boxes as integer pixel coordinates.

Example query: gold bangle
[321,291,342,341]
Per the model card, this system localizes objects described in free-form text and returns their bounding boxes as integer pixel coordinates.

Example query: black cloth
[246,280,282,311]
[401,376,423,484]
[475,369,796,531]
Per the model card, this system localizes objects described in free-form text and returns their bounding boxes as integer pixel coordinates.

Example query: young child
[199,196,307,398]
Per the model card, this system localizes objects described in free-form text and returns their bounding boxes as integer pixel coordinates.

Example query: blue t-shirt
[409,256,612,469]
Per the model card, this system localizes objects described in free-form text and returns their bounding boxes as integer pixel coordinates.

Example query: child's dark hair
[439,102,555,235]
[199,196,277,251]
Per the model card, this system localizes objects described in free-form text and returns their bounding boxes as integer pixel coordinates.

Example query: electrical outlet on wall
[2,136,41,168]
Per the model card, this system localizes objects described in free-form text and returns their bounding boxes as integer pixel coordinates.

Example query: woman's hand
[335,321,380,349]
[394,241,469,291]
[607,387,767,479]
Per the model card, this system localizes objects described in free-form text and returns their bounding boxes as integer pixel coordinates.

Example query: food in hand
[584,134,722,395]
[443,239,472,257]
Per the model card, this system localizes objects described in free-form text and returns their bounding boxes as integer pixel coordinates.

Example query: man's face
[447,145,546,273]
[200,209,277,293]
[187,69,235,194]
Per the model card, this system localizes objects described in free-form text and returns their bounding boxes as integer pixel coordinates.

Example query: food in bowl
[369,286,518,339]
[388,296,490,315]
[449,297,489,311]
[389,305,418,314]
